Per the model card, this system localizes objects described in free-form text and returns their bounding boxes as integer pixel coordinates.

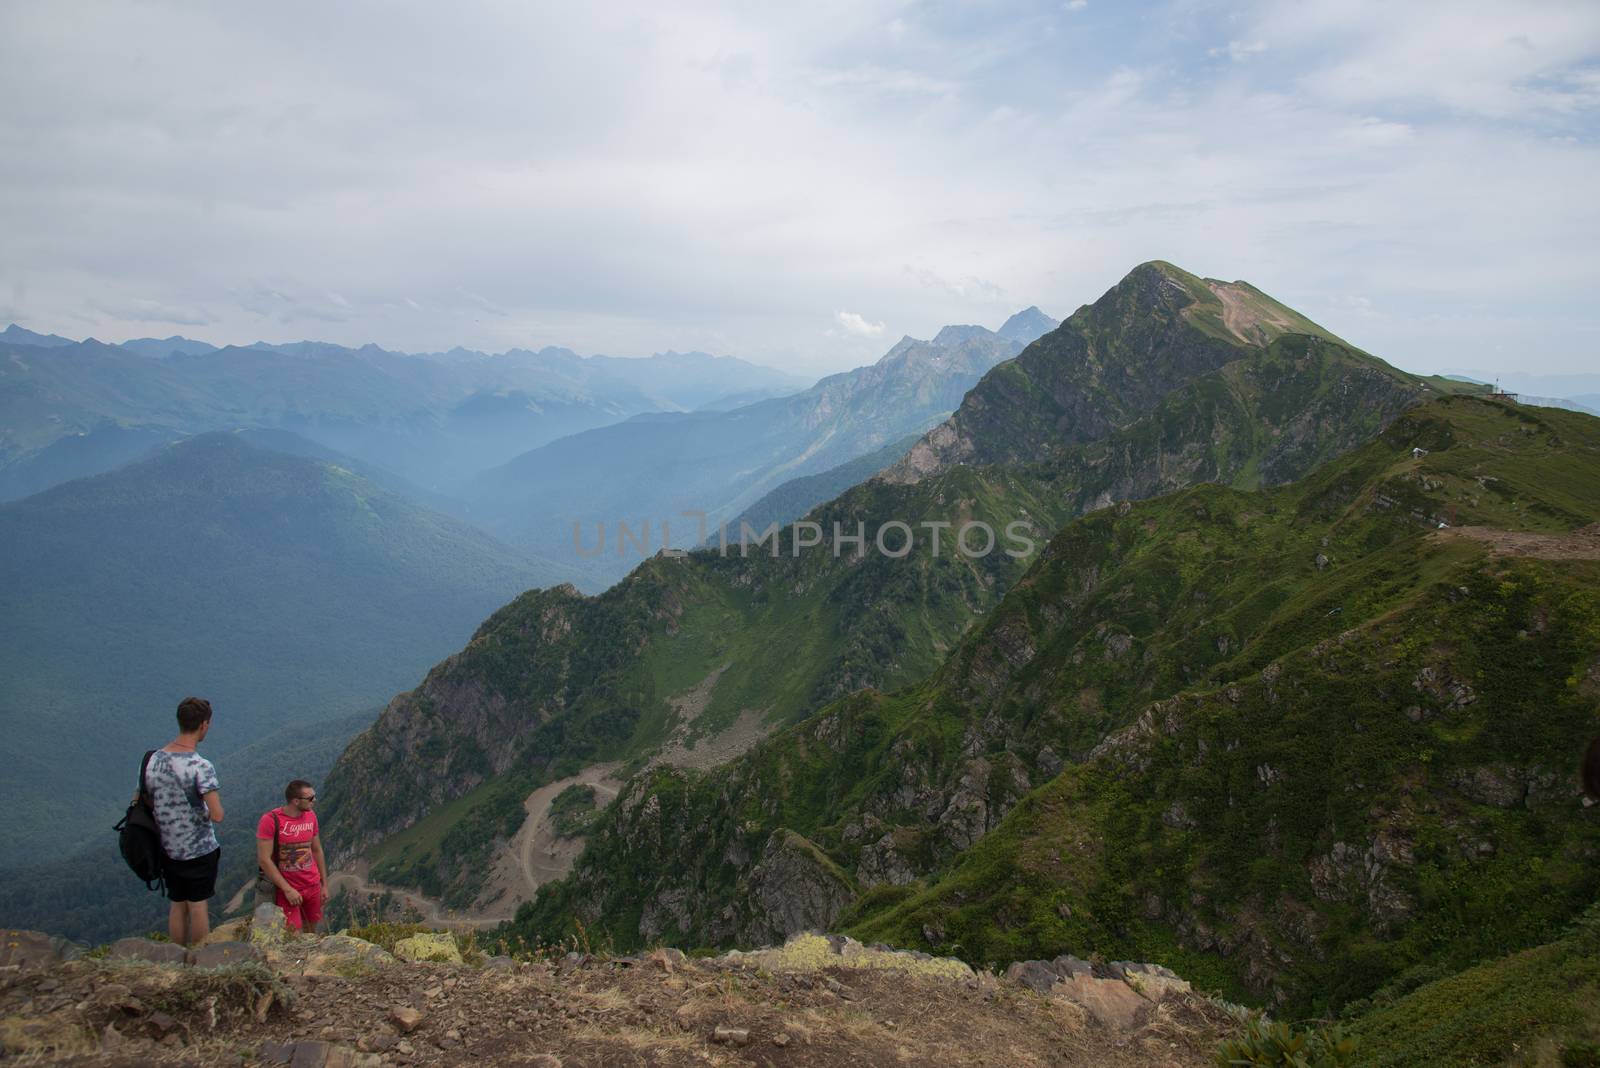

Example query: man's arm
[196,760,223,823]
[255,834,302,905]
[311,835,327,885]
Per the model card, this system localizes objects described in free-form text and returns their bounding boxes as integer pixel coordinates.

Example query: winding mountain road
[514,764,623,893]
[324,761,626,928]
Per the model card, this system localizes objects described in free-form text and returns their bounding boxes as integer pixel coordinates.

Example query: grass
[1344,903,1600,1066]
[342,921,486,965]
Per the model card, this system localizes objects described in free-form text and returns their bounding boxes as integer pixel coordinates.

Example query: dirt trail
[1432,522,1600,560]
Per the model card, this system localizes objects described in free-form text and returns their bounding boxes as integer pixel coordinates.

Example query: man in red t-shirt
[256,779,326,932]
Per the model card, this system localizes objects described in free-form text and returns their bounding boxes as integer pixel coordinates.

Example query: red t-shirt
[257,808,321,892]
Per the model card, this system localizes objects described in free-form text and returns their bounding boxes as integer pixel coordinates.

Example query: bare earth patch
[1205,281,1295,346]
[1432,523,1600,561]
[648,665,773,773]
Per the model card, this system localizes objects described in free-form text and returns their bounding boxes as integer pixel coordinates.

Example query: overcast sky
[2,1,1597,377]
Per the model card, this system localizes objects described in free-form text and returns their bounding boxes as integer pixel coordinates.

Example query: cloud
[87,297,215,328]
[1211,39,1268,62]
[810,65,959,98]
[1248,0,1600,119]
[835,310,886,337]
[0,1,1595,376]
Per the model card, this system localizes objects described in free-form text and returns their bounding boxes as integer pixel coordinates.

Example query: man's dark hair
[176,697,213,733]
[285,779,314,803]
[1584,736,1600,801]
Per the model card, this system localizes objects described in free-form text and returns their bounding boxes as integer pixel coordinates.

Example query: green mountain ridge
[319,261,1451,913]
[884,261,1387,484]
[516,396,1600,1021]
[1343,899,1600,1065]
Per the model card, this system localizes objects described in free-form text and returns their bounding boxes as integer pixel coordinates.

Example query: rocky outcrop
[737,831,856,946]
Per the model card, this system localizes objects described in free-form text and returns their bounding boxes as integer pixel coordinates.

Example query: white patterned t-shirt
[143,749,220,861]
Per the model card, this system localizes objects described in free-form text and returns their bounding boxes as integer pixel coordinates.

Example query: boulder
[1053,973,1152,1032]
[1049,954,1094,980]
[1005,960,1059,994]
[0,930,74,971]
[391,932,462,965]
[258,1038,383,1067]
[252,902,288,946]
[389,1006,424,1034]
[108,937,188,965]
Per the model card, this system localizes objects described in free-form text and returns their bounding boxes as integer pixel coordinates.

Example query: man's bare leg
[186,901,210,946]
[168,901,187,945]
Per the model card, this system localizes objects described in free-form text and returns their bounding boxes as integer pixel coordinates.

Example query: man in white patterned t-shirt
[141,696,225,946]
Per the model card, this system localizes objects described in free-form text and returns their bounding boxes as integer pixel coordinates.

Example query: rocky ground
[1,924,1241,1067]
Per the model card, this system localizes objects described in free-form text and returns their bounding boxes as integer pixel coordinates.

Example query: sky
[1,0,1597,378]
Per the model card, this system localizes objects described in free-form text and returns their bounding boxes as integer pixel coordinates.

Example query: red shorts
[276,880,323,930]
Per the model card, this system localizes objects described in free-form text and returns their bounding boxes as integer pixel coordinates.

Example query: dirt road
[322,762,624,928]
[514,764,624,897]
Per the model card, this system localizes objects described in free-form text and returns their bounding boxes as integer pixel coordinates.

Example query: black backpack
[115,750,165,892]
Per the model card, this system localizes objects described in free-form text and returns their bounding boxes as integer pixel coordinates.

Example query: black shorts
[162,847,220,902]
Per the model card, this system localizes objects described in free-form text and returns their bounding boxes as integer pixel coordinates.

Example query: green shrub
[1214,1013,1358,1067]
[549,784,600,838]
[1562,1041,1600,1068]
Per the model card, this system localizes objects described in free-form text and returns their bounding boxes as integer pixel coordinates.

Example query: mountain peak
[931,324,997,347]
[1,324,76,348]
[996,306,1060,345]
[119,335,218,358]
[883,261,1405,485]
[1099,261,1351,350]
